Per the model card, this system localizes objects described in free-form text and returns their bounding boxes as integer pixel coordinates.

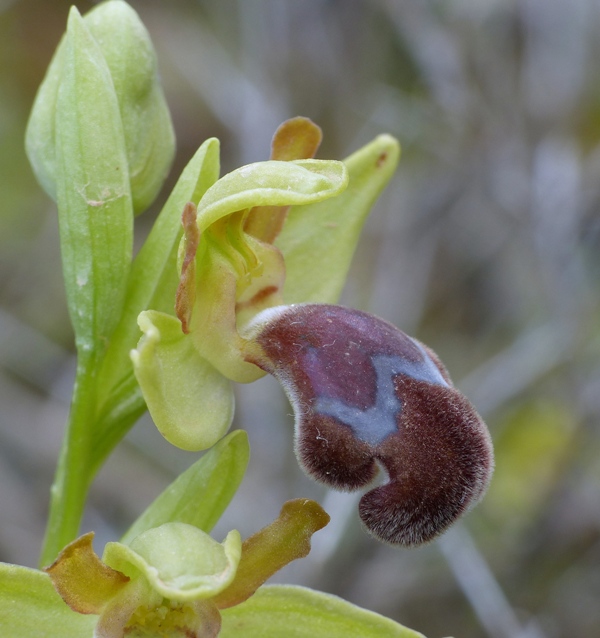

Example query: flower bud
[245,304,494,546]
[26,0,174,214]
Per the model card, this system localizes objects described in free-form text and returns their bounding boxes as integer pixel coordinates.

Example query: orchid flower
[132,119,493,547]
[131,117,400,449]
[1,432,424,638]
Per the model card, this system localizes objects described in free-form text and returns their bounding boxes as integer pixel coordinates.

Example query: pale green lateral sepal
[277,134,400,304]
[121,430,249,544]
[0,563,96,638]
[131,310,234,451]
[219,585,426,638]
[104,524,242,601]
[54,7,133,354]
[195,159,348,233]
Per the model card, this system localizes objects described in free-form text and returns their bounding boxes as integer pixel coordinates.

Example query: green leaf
[104,524,242,601]
[277,134,400,304]
[97,138,220,408]
[54,7,133,355]
[219,585,426,638]
[131,310,234,451]
[0,563,96,638]
[195,159,348,233]
[121,429,249,544]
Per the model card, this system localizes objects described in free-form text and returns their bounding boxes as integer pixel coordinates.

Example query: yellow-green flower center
[125,599,197,637]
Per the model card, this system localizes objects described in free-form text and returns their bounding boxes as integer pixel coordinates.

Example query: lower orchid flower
[44,499,328,637]
[1,432,424,638]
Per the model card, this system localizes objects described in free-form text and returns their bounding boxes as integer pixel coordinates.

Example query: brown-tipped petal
[212,499,329,609]
[247,304,494,546]
[270,117,323,162]
[44,532,130,615]
[244,117,323,243]
[175,202,200,333]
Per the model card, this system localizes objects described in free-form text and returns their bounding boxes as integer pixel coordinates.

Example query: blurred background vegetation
[2,1,600,636]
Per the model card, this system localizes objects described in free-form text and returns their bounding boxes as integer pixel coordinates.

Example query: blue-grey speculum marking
[314,342,449,447]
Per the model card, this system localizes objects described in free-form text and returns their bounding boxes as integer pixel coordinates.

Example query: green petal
[44,532,129,615]
[195,159,348,234]
[54,7,133,355]
[97,138,220,411]
[244,117,323,243]
[0,563,96,638]
[219,585,426,638]
[121,429,249,544]
[104,524,241,601]
[131,310,234,451]
[277,135,400,304]
[213,499,329,609]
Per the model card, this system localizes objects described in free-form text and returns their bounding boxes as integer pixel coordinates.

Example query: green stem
[39,351,99,568]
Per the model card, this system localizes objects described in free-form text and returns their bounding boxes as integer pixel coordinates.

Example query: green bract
[53,6,134,356]
[25,0,174,214]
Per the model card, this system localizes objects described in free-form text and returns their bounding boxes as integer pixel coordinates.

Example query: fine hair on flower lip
[246,303,494,546]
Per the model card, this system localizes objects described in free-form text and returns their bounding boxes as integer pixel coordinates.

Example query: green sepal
[277,134,400,304]
[131,310,234,451]
[97,138,220,410]
[0,563,96,638]
[219,585,426,638]
[104,523,242,601]
[194,159,348,234]
[54,7,133,355]
[121,430,249,544]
